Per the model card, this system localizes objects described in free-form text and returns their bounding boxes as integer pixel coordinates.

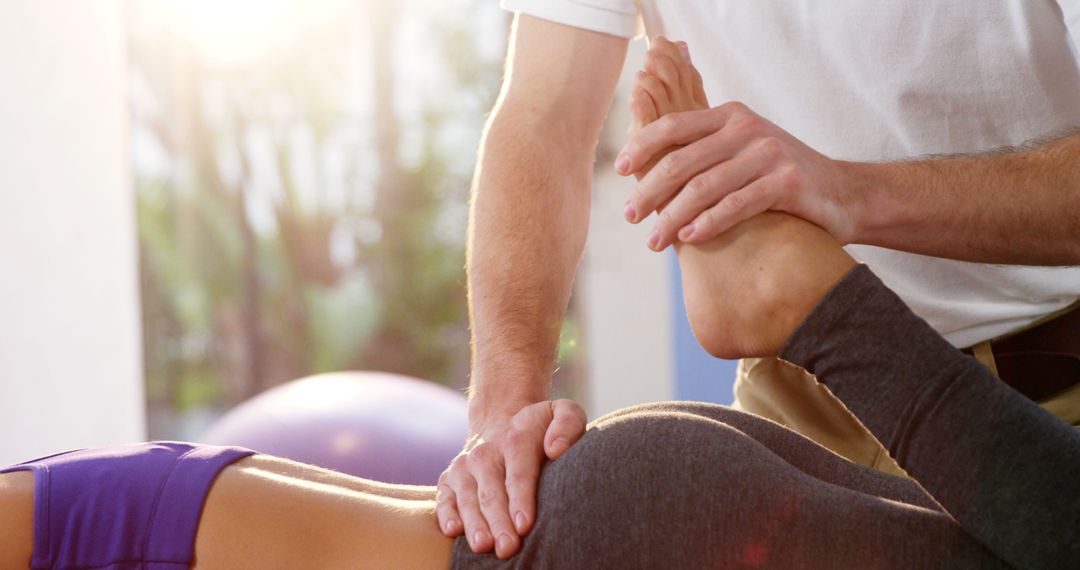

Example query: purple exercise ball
[199,372,468,485]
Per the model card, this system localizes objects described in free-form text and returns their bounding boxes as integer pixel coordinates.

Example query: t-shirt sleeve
[500,0,641,38]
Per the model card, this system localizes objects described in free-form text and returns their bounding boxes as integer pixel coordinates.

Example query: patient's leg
[0,471,34,569]
[193,455,451,569]
[451,404,1007,568]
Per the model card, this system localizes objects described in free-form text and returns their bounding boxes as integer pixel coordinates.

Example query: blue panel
[668,252,737,404]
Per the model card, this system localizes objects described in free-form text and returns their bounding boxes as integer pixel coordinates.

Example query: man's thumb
[543,399,588,460]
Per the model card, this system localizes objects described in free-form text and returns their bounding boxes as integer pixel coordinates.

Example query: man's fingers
[682,173,781,243]
[446,459,495,554]
[627,128,741,225]
[467,442,521,559]
[618,108,722,176]
[619,102,750,175]
[623,77,675,185]
[440,399,586,559]
[627,143,708,226]
[436,475,464,537]
[502,431,542,538]
[652,149,768,249]
[544,399,587,459]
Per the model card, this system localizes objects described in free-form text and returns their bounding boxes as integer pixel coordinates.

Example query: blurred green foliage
[129,0,512,437]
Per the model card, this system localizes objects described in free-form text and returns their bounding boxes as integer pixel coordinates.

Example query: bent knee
[563,410,756,480]
[543,410,776,516]
[0,471,35,567]
[524,411,786,566]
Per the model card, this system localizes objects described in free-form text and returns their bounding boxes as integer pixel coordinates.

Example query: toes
[645,37,705,112]
[630,87,659,128]
[636,71,672,116]
[676,41,691,64]
[643,49,680,98]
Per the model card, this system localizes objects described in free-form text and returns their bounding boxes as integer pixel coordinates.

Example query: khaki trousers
[733,355,1080,478]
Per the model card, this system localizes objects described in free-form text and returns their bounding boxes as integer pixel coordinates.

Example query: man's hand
[617,97,855,252]
[619,39,1080,264]
[437,399,587,559]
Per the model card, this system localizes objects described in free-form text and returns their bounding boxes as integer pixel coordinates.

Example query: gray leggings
[451,401,1006,569]
[453,266,1080,568]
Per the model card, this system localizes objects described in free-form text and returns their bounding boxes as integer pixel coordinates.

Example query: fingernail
[647,230,660,250]
[624,202,637,222]
[497,533,512,552]
[515,511,527,532]
[678,224,695,241]
[679,43,691,64]
[615,154,629,174]
[445,519,456,533]
[554,436,569,449]
[474,530,487,548]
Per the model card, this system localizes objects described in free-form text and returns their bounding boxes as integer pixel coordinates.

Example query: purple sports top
[2,442,254,570]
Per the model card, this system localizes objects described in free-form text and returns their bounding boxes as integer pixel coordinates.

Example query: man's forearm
[846,131,1080,265]
[466,113,593,427]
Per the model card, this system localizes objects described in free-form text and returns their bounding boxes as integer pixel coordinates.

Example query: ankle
[677,213,856,359]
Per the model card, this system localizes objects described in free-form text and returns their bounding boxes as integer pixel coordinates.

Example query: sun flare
[143,0,356,66]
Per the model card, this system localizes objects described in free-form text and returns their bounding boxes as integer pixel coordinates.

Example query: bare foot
[627,37,709,181]
[630,39,857,358]
[675,213,857,358]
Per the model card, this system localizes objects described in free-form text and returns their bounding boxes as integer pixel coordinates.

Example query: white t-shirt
[502,0,1080,347]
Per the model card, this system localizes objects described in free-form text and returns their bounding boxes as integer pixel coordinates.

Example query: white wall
[580,39,675,419]
[0,1,144,465]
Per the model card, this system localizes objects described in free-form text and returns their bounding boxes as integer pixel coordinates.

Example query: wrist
[467,371,550,433]
[835,160,899,246]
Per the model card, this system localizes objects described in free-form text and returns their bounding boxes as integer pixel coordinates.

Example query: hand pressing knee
[516,409,809,568]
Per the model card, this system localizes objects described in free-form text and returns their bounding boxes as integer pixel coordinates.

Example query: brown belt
[961,304,1080,402]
